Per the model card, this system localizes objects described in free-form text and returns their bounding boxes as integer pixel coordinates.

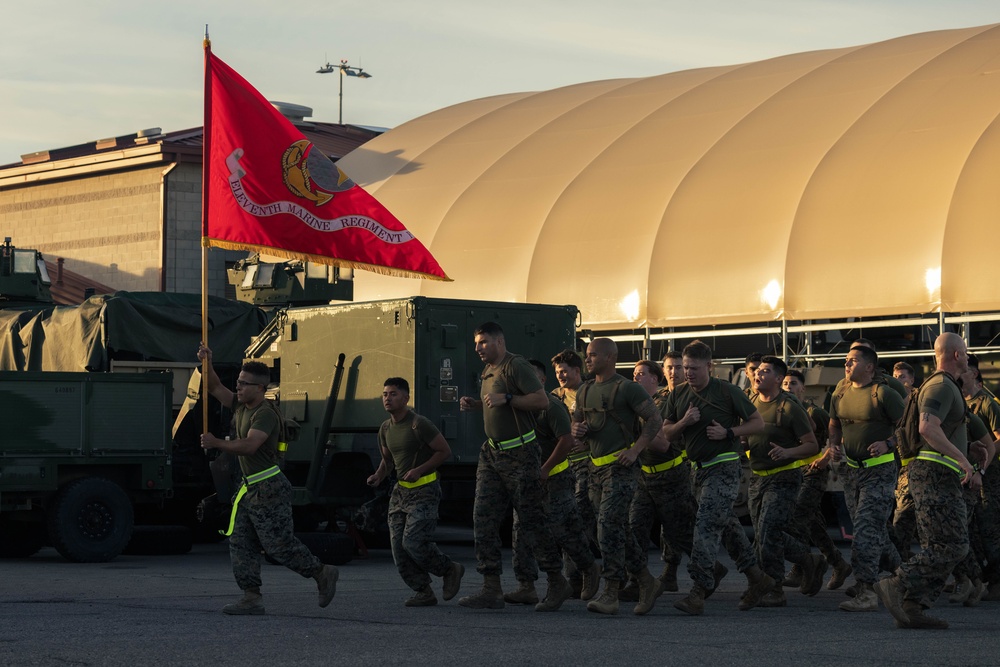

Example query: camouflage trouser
[564,457,599,579]
[690,460,757,591]
[512,468,596,582]
[589,461,642,582]
[952,485,982,581]
[843,462,899,584]
[748,469,811,584]
[388,481,454,591]
[891,464,916,557]
[898,459,969,607]
[629,464,695,572]
[975,464,1000,585]
[473,443,562,577]
[791,467,845,566]
[230,474,323,591]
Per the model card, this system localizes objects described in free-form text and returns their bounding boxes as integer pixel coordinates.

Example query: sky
[1,1,997,165]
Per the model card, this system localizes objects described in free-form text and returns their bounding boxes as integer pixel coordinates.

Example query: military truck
[0,244,580,558]
[0,371,172,562]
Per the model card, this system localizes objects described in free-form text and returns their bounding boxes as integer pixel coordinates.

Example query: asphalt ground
[1,526,996,667]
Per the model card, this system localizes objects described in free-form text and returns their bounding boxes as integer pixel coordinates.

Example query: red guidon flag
[202,48,450,281]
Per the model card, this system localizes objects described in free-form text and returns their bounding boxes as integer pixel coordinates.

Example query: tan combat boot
[503,580,539,605]
[839,582,878,612]
[441,561,464,601]
[535,572,572,612]
[673,584,706,615]
[759,583,787,607]
[659,561,679,593]
[404,586,438,607]
[800,554,828,597]
[782,564,803,588]
[315,564,339,608]
[900,600,949,629]
[634,568,663,615]
[458,574,505,609]
[948,575,972,604]
[580,562,601,601]
[618,576,640,601]
[587,579,621,615]
[738,565,776,611]
[222,588,265,615]
[827,560,852,590]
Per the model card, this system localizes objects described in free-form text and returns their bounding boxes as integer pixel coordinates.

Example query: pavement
[0,525,995,666]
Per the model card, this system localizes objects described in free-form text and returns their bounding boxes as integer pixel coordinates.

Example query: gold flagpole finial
[204,24,211,49]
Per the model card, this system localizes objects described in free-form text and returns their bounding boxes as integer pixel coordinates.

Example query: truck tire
[124,525,193,555]
[47,477,134,563]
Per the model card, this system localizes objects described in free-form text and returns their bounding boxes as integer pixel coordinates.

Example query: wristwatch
[505,393,513,405]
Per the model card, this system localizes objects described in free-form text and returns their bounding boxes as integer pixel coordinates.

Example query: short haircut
[551,348,583,370]
[475,321,504,338]
[683,340,713,362]
[892,361,914,375]
[384,377,410,394]
[852,337,876,351]
[528,359,547,376]
[785,369,805,384]
[242,361,271,385]
[634,359,664,383]
[760,355,787,377]
[663,350,682,362]
[852,345,878,367]
[745,352,764,366]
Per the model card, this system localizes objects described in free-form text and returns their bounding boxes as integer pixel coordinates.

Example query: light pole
[316,59,372,125]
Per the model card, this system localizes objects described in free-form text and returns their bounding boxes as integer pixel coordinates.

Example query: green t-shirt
[747,391,814,472]
[832,370,907,401]
[480,353,544,443]
[232,398,281,476]
[535,394,573,462]
[664,377,757,463]
[639,387,684,466]
[573,374,657,459]
[379,410,441,479]
[918,372,968,458]
[830,381,905,462]
[967,388,1000,437]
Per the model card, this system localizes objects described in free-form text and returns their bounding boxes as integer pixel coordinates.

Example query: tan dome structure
[339,24,1000,331]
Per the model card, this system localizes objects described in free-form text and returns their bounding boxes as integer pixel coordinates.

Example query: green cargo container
[249,297,579,513]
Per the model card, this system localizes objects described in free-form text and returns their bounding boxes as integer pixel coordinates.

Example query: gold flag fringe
[202,237,453,282]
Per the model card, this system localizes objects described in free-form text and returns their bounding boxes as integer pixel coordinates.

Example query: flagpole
[201,27,212,434]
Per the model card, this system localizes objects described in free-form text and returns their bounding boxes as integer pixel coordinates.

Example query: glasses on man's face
[236,380,262,388]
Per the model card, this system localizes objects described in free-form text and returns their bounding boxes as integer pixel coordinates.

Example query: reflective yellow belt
[800,452,823,466]
[900,456,916,467]
[591,443,634,467]
[548,459,570,477]
[567,451,590,462]
[221,465,282,536]
[399,471,438,488]
[691,451,740,470]
[915,450,963,476]
[641,453,686,475]
[845,452,896,469]
[488,430,536,450]
[752,459,804,477]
